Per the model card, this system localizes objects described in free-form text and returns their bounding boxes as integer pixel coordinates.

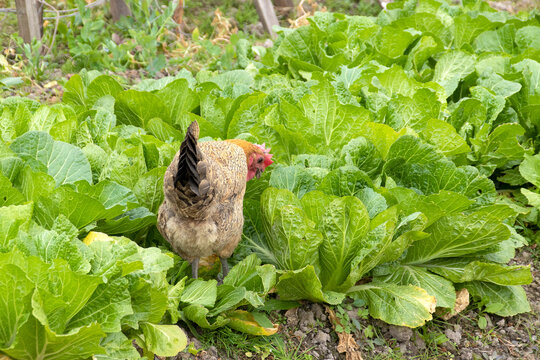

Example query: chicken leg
[191,258,199,279]
[220,257,229,278]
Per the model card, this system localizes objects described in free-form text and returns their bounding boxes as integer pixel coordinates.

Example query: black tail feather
[175,121,201,196]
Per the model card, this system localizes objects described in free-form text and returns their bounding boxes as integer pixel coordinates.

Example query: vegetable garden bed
[0,0,539,359]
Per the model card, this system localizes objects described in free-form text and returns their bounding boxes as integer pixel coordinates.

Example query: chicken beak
[256,168,262,179]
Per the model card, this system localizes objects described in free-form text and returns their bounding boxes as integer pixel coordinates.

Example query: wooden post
[274,0,294,7]
[110,0,132,22]
[254,0,279,37]
[15,0,42,43]
[38,1,43,37]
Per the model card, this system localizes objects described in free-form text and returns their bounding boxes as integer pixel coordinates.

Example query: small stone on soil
[459,348,474,360]
[399,342,408,353]
[312,303,327,321]
[347,309,360,322]
[445,327,462,344]
[206,346,218,356]
[313,331,331,344]
[414,336,426,350]
[298,308,316,330]
[285,308,299,326]
[388,325,413,342]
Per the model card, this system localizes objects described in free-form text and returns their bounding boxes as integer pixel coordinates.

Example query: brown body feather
[157,122,248,262]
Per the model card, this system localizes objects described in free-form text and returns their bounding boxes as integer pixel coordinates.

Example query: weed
[269,335,314,360]
[195,325,316,360]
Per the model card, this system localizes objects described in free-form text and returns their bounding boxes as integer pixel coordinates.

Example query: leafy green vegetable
[180,255,278,331]
[11,131,92,186]
[0,233,186,360]
[2,0,538,350]
[520,154,540,187]
[349,282,436,327]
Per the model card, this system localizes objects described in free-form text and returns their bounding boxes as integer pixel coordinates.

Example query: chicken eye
[257,158,264,163]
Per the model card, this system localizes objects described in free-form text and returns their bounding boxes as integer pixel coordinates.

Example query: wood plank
[15,0,42,43]
[254,0,279,37]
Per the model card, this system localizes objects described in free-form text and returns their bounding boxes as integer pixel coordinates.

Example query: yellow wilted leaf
[83,231,113,245]
[326,306,364,360]
[439,288,470,320]
[417,288,437,314]
[44,80,58,89]
[226,310,279,336]
[0,54,9,69]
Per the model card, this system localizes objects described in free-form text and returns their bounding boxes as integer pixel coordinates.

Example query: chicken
[157,121,273,279]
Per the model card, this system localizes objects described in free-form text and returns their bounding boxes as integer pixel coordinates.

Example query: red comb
[255,143,273,166]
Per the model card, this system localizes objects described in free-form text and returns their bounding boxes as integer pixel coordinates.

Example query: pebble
[414,336,426,350]
[313,331,331,345]
[206,346,218,356]
[459,348,473,360]
[388,325,413,342]
[200,354,218,360]
[399,342,408,354]
[285,308,299,327]
[347,309,360,322]
[298,308,316,331]
[312,303,327,322]
[445,328,462,344]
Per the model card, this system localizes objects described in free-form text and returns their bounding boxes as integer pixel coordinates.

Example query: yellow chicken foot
[191,258,199,279]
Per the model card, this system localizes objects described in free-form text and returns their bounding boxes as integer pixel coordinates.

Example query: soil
[1,67,153,104]
[174,246,539,360]
[488,0,539,13]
